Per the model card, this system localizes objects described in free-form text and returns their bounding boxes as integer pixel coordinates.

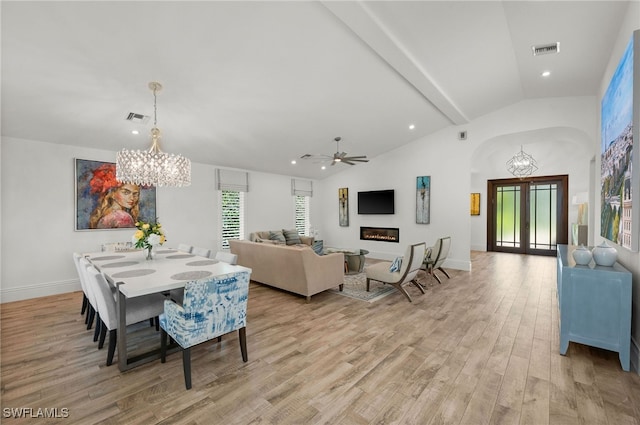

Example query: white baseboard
[1,279,81,303]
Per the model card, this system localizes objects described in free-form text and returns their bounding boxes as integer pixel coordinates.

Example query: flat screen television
[358,189,394,214]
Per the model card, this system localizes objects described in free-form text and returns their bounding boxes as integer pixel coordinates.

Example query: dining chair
[72,253,90,318]
[214,251,238,265]
[364,243,427,302]
[192,246,211,258]
[78,257,99,334]
[85,264,166,366]
[177,243,193,253]
[422,236,451,284]
[160,271,251,389]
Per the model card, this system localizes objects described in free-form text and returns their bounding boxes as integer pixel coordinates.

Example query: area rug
[329,270,396,302]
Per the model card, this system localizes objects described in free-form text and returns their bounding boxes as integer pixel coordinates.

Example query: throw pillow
[389,256,403,272]
[312,240,324,255]
[282,228,302,245]
[269,230,286,244]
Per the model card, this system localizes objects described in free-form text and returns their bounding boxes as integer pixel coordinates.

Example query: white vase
[592,241,617,267]
[571,245,592,265]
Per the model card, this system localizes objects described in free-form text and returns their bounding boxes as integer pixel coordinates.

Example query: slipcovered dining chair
[365,243,427,302]
[177,243,193,253]
[422,236,451,284]
[192,246,211,258]
[160,271,251,390]
[84,264,166,366]
[215,251,238,265]
[72,253,90,318]
[78,257,100,334]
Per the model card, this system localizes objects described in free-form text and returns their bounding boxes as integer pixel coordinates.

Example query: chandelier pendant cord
[148,82,162,154]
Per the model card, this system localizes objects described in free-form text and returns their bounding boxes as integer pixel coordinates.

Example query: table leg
[117,287,128,371]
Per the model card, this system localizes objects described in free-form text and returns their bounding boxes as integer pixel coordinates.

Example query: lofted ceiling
[1,1,631,180]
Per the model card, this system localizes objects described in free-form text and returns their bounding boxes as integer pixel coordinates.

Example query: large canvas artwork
[416,176,430,224]
[75,158,157,231]
[600,30,639,251]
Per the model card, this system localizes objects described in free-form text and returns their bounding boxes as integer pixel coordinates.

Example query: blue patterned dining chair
[159,271,250,390]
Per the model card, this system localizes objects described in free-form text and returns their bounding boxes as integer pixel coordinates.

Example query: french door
[487,175,568,256]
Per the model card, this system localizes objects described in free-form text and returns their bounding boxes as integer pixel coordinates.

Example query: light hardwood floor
[2,251,640,424]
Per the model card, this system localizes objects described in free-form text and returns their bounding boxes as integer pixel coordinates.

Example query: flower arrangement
[132,219,166,259]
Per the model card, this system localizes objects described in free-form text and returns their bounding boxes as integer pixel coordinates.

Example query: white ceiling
[1,1,631,180]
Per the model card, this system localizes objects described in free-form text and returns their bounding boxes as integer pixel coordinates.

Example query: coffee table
[324,247,369,275]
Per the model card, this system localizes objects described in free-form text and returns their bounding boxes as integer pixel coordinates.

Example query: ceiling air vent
[532,42,560,56]
[125,112,149,123]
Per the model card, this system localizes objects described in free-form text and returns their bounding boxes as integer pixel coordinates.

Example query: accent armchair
[423,236,451,284]
[160,271,251,389]
[365,243,427,302]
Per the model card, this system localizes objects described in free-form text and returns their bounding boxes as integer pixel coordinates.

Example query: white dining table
[85,247,251,371]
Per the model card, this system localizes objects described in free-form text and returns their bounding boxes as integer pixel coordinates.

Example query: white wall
[469,98,597,250]
[316,96,596,269]
[0,136,314,302]
[597,1,640,373]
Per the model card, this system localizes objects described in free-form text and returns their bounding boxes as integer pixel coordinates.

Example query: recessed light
[131,130,139,135]
[321,166,326,170]
[541,71,551,77]
[409,124,415,130]
[291,160,297,165]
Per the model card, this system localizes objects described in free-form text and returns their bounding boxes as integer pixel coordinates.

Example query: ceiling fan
[301,137,369,166]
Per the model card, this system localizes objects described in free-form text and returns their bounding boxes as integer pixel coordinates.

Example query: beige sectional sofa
[229,232,344,301]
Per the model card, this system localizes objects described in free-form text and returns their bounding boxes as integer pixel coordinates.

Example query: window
[295,195,310,236]
[220,190,245,249]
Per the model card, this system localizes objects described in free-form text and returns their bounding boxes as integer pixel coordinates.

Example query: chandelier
[506,145,538,179]
[116,82,191,187]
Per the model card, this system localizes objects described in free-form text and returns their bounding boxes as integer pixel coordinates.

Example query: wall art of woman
[75,159,156,231]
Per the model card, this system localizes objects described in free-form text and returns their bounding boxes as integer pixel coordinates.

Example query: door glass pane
[530,183,557,250]
[496,185,520,247]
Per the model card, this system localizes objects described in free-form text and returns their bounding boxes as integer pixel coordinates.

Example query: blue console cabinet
[557,245,631,371]
[556,245,632,371]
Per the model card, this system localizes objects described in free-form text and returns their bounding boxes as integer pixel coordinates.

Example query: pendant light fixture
[116,82,191,187]
[506,145,538,179]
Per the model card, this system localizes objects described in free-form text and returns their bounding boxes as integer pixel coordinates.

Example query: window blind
[220,190,245,250]
[291,178,313,197]
[216,169,249,192]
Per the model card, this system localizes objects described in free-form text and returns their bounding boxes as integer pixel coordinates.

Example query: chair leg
[155,316,160,331]
[366,278,371,292]
[149,318,154,328]
[393,283,413,302]
[438,267,451,279]
[217,336,222,342]
[81,294,88,315]
[87,306,95,330]
[106,330,117,366]
[183,348,192,390]
[160,329,168,363]
[93,312,101,342]
[239,327,248,362]
[339,283,344,292]
[98,321,107,349]
[411,279,426,294]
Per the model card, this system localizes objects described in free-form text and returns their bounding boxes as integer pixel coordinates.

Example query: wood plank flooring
[2,251,640,424]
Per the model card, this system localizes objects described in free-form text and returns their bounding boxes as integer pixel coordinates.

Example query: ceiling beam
[321,0,469,126]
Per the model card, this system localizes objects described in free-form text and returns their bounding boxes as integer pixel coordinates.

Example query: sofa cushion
[256,238,278,244]
[283,229,302,245]
[312,240,324,255]
[269,230,286,244]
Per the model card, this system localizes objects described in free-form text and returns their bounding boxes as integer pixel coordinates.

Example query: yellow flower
[142,223,150,230]
[134,230,144,240]
[160,235,166,244]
